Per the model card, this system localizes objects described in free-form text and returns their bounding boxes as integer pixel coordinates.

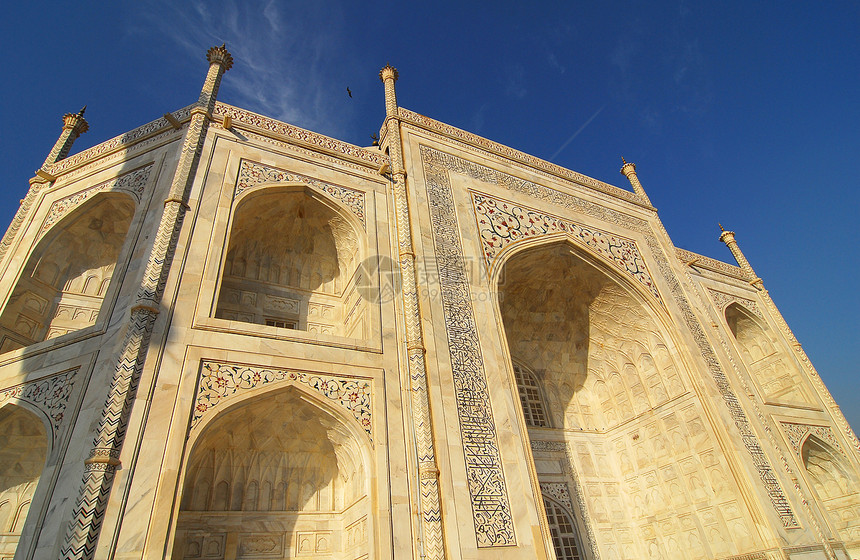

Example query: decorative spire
[718,227,763,288]
[379,63,399,83]
[206,43,233,70]
[619,157,652,206]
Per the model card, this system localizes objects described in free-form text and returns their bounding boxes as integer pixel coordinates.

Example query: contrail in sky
[549,105,606,161]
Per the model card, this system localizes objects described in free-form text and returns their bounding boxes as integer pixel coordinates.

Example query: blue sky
[1,2,857,429]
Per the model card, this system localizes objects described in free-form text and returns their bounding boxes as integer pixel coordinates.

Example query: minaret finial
[621,156,627,165]
[79,105,87,116]
[719,223,725,232]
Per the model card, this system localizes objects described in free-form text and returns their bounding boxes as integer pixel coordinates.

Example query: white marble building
[0,46,857,560]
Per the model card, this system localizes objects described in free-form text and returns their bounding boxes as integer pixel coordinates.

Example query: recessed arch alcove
[497,240,685,432]
[0,403,49,558]
[800,435,860,540]
[0,193,135,353]
[215,185,368,340]
[496,239,758,558]
[725,303,813,405]
[173,386,371,560]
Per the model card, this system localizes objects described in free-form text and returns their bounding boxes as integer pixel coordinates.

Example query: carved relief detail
[0,368,77,441]
[39,165,151,239]
[236,160,365,226]
[214,103,386,167]
[422,150,516,546]
[540,482,574,516]
[707,289,763,319]
[195,361,371,438]
[472,191,661,302]
[781,422,844,457]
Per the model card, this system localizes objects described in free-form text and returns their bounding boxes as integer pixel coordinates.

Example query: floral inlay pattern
[39,165,152,239]
[781,422,844,457]
[471,191,661,302]
[235,160,365,226]
[194,362,372,438]
[0,368,77,441]
[708,289,763,319]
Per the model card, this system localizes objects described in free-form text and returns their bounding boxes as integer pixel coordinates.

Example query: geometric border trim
[235,159,366,227]
[422,148,517,547]
[194,361,372,439]
[471,190,661,302]
[0,368,78,443]
[420,144,799,529]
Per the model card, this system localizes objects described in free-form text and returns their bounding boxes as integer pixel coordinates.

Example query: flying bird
[347,87,352,98]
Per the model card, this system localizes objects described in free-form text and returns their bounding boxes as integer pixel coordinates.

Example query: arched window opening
[513,361,549,428]
[174,388,370,559]
[543,495,582,560]
[0,194,135,353]
[215,188,368,340]
[0,404,48,557]
[725,303,811,405]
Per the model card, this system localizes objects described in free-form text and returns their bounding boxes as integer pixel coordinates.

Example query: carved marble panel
[235,160,365,226]
[194,361,371,438]
[708,289,763,319]
[0,368,77,442]
[38,164,151,240]
[781,422,844,457]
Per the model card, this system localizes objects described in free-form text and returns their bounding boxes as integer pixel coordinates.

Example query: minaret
[379,64,446,560]
[620,157,653,206]
[41,106,89,170]
[718,225,763,288]
[0,108,89,263]
[60,45,232,560]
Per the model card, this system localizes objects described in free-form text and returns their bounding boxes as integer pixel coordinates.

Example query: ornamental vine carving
[540,482,575,515]
[0,368,77,442]
[472,191,661,302]
[235,160,365,227]
[39,165,152,239]
[195,362,372,439]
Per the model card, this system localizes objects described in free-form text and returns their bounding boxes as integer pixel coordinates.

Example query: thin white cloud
[126,0,352,137]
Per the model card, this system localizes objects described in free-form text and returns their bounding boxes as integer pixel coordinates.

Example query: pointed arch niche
[497,240,756,558]
[173,387,371,560]
[0,193,135,353]
[0,403,49,558]
[215,186,368,340]
[800,435,860,539]
[724,303,813,406]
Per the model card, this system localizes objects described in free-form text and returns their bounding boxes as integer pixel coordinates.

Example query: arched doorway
[173,387,371,559]
[0,193,135,353]
[215,187,368,339]
[0,403,49,558]
[800,435,860,540]
[497,240,755,558]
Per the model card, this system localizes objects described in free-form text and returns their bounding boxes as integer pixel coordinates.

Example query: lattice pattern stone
[195,362,372,438]
[235,160,365,226]
[540,482,574,514]
[0,368,77,441]
[472,191,661,302]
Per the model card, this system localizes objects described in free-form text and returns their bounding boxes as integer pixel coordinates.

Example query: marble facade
[0,46,858,560]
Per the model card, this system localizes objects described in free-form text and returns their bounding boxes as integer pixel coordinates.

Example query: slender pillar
[43,107,89,168]
[620,157,652,206]
[379,65,446,560]
[719,226,860,455]
[59,45,232,560]
[0,109,89,263]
